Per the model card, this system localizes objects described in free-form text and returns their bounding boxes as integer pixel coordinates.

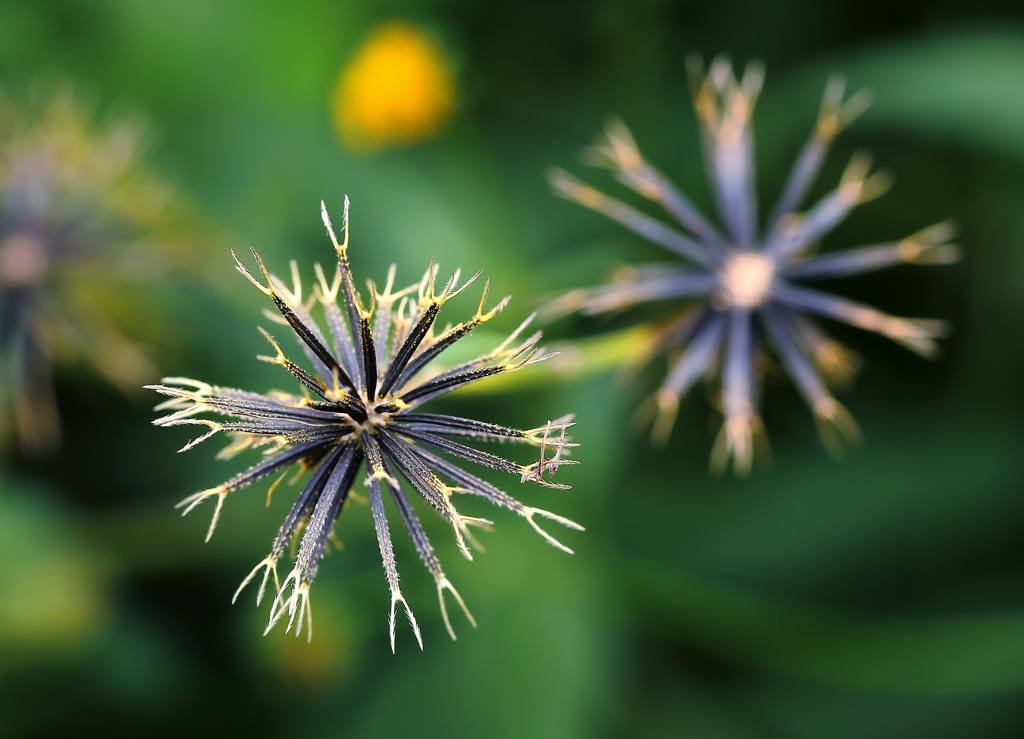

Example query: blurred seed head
[548,56,958,475]
[0,83,199,453]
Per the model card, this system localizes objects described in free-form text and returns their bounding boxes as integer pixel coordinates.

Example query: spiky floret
[148,200,580,650]
[547,56,958,475]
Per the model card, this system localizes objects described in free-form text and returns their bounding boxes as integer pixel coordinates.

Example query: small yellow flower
[332,21,455,153]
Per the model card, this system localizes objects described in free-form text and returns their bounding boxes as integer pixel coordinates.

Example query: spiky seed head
[548,56,957,474]
[149,201,583,647]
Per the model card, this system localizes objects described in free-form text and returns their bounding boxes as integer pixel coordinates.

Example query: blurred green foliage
[2,0,1024,737]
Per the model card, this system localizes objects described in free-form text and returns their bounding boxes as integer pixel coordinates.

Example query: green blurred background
[2,0,1024,737]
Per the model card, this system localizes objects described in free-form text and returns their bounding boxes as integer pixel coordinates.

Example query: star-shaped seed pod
[149,200,580,649]
[548,56,958,474]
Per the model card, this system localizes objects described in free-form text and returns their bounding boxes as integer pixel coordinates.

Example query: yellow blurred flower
[332,21,455,152]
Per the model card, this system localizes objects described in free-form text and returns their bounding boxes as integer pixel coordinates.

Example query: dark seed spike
[381,456,475,638]
[396,427,522,475]
[306,396,368,423]
[256,327,328,400]
[360,436,423,652]
[338,265,367,391]
[392,296,508,390]
[327,200,368,393]
[236,248,351,390]
[414,354,494,389]
[395,422,523,441]
[374,428,450,516]
[365,472,401,583]
[416,312,536,389]
[399,365,506,404]
[378,301,441,398]
[279,360,328,400]
[409,443,581,554]
[360,313,379,400]
[369,474,415,654]
[269,293,353,391]
[409,444,524,511]
[295,445,364,585]
[231,443,349,607]
[149,385,347,425]
[151,382,296,411]
[392,322,472,390]
[380,459,439,573]
[270,443,348,561]
[210,399,340,424]
[214,438,334,496]
[281,426,356,445]
[390,413,528,441]
[209,420,308,436]
[273,264,341,376]
[214,420,344,436]
[374,429,482,565]
[361,430,388,479]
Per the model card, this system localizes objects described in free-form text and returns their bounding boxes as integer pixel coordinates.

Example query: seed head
[548,57,958,474]
[0,85,186,452]
[149,199,581,649]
